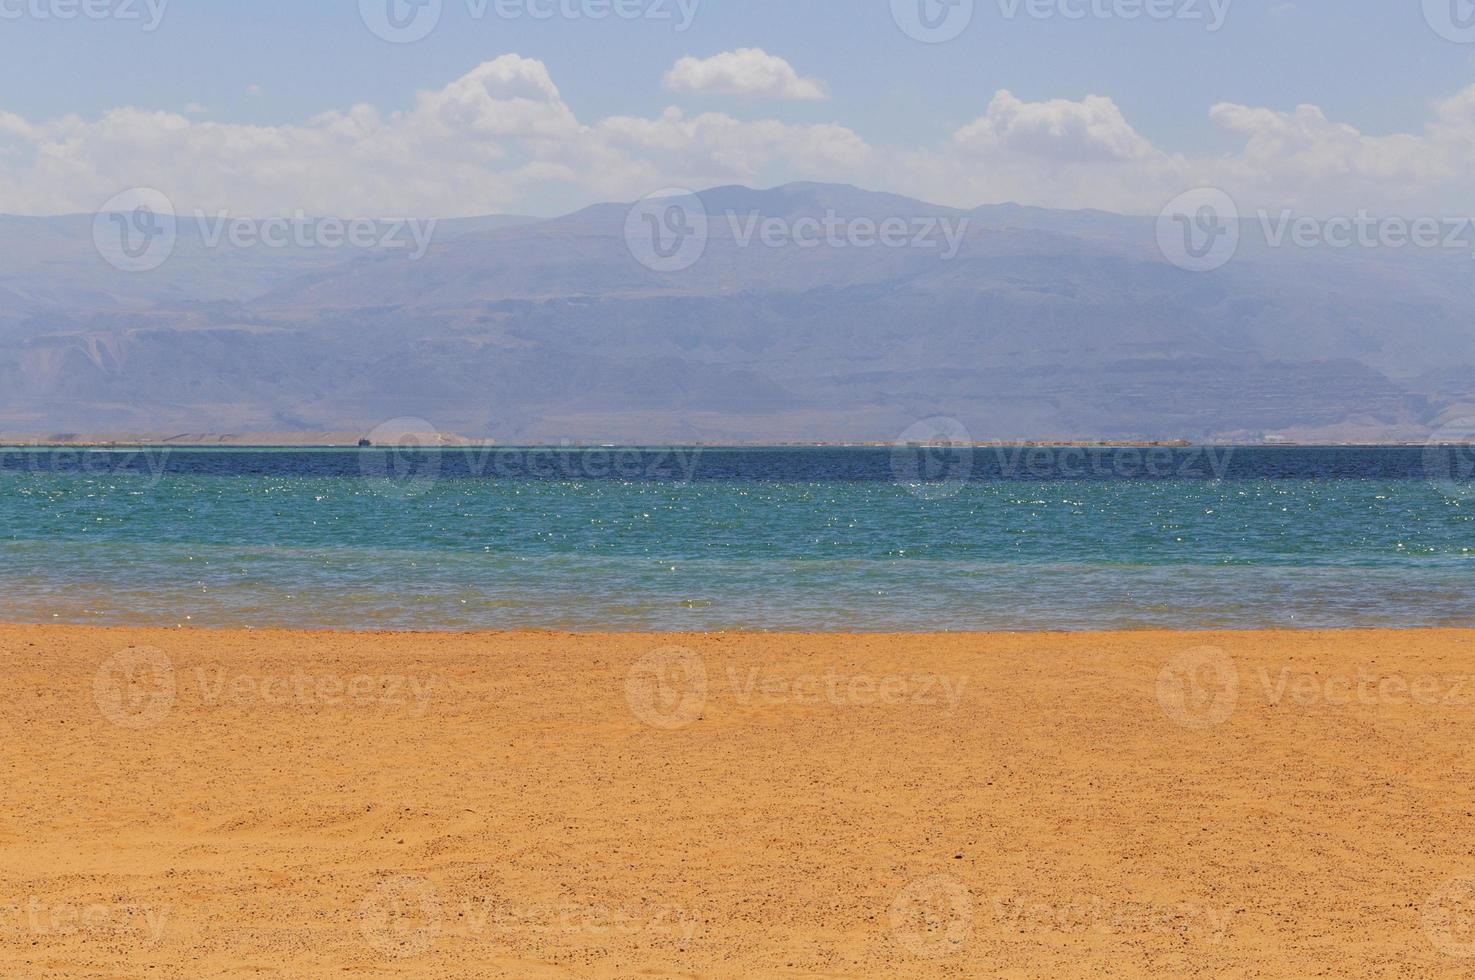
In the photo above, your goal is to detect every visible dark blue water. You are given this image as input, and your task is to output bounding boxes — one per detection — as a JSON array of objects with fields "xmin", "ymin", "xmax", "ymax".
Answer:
[{"xmin": 1, "ymin": 445, "xmax": 1471, "ymax": 631}]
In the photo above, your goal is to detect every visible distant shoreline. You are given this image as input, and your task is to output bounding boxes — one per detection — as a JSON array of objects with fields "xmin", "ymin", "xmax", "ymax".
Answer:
[{"xmin": 0, "ymin": 439, "xmax": 1454, "ymax": 449}]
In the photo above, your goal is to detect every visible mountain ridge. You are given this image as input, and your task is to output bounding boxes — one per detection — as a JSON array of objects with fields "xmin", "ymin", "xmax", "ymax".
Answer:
[{"xmin": 0, "ymin": 182, "xmax": 1469, "ymax": 442}]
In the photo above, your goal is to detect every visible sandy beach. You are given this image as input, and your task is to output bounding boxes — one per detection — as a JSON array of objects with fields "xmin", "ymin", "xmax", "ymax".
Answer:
[{"xmin": 4, "ymin": 625, "xmax": 1475, "ymax": 977}]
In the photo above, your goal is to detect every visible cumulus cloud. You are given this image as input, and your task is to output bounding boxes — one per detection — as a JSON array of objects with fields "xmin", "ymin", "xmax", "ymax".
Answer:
[
  {"xmin": 954, "ymin": 91, "xmax": 1157, "ymax": 162},
  {"xmin": 663, "ymin": 49, "xmax": 827, "ymax": 101},
  {"xmin": 880, "ymin": 90, "xmax": 1189, "ymax": 214},
  {"xmin": 2, "ymin": 57, "xmax": 1475, "ymax": 219},
  {"xmin": 899, "ymin": 87, "xmax": 1475, "ymax": 216},
  {"xmin": 0, "ymin": 55, "xmax": 866, "ymax": 217},
  {"xmin": 1201, "ymin": 99, "xmax": 1467, "ymax": 212}
]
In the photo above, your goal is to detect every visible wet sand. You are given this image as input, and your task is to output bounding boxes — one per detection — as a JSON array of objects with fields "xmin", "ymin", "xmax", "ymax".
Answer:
[{"xmin": 3, "ymin": 625, "xmax": 1474, "ymax": 977}]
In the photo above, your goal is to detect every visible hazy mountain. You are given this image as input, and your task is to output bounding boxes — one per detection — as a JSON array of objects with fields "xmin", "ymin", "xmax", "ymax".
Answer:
[{"xmin": 0, "ymin": 184, "xmax": 1470, "ymax": 442}]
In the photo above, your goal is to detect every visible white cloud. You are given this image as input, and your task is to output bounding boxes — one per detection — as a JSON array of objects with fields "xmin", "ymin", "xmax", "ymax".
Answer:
[
  {"xmin": 953, "ymin": 90, "xmax": 1158, "ymax": 162},
  {"xmin": 2, "ymin": 57, "xmax": 1475, "ymax": 220},
  {"xmin": 663, "ymin": 49, "xmax": 827, "ymax": 101},
  {"xmin": 0, "ymin": 55, "xmax": 864, "ymax": 217},
  {"xmin": 1203, "ymin": 99, "xmax": 1464, "ymax": 211},
  {"xmin": 897, "ymin": 87, "xmax": 1475, "ymax": 216}
]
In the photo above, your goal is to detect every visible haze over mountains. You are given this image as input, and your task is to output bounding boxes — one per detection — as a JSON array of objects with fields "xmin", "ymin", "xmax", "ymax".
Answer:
[{"xmin": 3, "ymin": 182, "xmax": 1472, "ymax": 443}]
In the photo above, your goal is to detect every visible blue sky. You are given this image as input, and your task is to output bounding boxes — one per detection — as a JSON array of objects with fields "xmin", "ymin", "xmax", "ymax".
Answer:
[{"xmin": 1, "ymin": 0, "xmax": 1473, "ymax": 217}]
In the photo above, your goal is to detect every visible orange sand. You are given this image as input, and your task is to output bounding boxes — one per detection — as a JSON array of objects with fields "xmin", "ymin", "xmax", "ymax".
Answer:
[{"xmin": 4, "ymin": 625, "xmax": 1475, "ymax": 977}]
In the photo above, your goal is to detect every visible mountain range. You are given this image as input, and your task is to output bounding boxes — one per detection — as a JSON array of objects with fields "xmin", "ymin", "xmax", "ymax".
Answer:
[{"xmin": 3, "ymin": 182, "xmax": 1472, "ymax": 443}]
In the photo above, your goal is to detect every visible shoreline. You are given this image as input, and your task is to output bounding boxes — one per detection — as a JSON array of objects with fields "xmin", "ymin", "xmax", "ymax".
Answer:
[
  {"xmin": 6, "ymin": 624, "xmax": 1474, "ymax": 976},
  {"xmin": 0, "ymin": 439, "xmax": 1459, "ymax": 448},
  {"xmin": 12, "ymin": 619, "xmax": 1475, "ymax": 640},
  {"xmin": 7, "ymin": 621, "xmax": 1475, "ymax": 637}
]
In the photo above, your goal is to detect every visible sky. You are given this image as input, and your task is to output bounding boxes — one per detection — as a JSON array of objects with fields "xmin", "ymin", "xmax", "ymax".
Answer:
[{"xmin": 1, "ymin": 0, "xmax": 1474, "ymax": 218}]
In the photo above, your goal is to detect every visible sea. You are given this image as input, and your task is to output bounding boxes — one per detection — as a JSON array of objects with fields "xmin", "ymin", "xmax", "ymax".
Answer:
[{"xmin": 1, "ymin": 444, "xmax": 1472, "ymax": 632}]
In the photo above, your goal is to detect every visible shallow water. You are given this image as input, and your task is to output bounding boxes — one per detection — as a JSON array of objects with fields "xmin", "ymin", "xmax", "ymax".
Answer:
[{"xmin": 1, "ymin": 446, "xmax": 1472, "ymax": 631}]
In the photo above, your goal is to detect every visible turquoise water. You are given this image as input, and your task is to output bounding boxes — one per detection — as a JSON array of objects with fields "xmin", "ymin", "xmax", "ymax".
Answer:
[{"xmin": 1, "ymin": 446, "xmax": 1472, "ymax": 631}]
